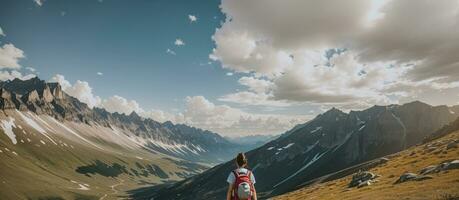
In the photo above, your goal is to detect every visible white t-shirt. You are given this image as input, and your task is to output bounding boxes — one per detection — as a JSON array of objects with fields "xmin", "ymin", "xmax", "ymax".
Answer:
[{"xmin": 227, "ymin": 168, "xmax": 256, "ymax": 185}]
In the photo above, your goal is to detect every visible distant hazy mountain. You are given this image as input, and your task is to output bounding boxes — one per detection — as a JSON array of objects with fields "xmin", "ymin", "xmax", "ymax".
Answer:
[
  {"xmin": 135, "ymin": 101, "xmax": 459, "ymax": 200},
  {"xmin": 225, "ymin": 134, "xmax": 278, "ymax": 148},
  {"xmin": 0, "ymin": 77, "xmax": 249, "ymax": 199}
]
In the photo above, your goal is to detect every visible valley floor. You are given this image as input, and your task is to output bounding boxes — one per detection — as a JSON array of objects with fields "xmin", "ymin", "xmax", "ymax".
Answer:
[{"xmin": 273, "ymin": 131, "xmax": 459, "ymax": 200}]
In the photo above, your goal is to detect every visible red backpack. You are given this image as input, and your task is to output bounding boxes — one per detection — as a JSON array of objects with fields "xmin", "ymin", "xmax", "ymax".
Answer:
[{"xmin": 232, "ymin": 169, "xmax": 253, "ymax": 200}]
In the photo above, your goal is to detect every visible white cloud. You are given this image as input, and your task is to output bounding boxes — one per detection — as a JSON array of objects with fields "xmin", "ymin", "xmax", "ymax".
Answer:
[
  {"xmin": 33, "ymin": 0, "xmax": 43, "ymax": 6},
  {"xmin": 188, "ymin": 15, "xmax": 197, "ymax": 22},
  {"xmin": 0, "ymin": 70, "xmax": 36, "ymax": 81},
  {"xmin": 174, "ymin": 39, "xmax": 185, "ymax": 46},
  {"xmin": 0, "ymin": 27, "xmax": 5, "ymax": 37},
  {"xmin": 99, "ymin": 95, "xmax": 143, "ymax": 114},
  {"xmin": 97, "ymin": 72, "xmax": 103, "ymax": 76},
  {"xmin": 0, "ymin": 44, "xmax": 25, "ymax": 69},
  {"xmin": 26, "ymin": 67, "xmax": 36, "ymax": 72},
  {"xmin": 218, "ymin": 0, "xmax": 371, "ymax": 50},
  {"xmin": 166, "ymin": 48, "xmax": 176, "ymax": 55},
  {"xmin": 50, "ymin": 74, "xmax": 101, "ymax": 108},
  {"xmin": 238, "ymin": 76, "xmax": 273, "ymax": 94},
  {"xmin": 226, "ymin": 72, "xmax": 233, "ymax": 76},
  {"xmin": 355, "ymin": 0, "xmax": 459, "ymax": 82},
  {"xmin": 220, "ymin": 91, "xmax": 290, "ymax": 107},
  {"xmin": 219, "ymin": 76, "xmax": 291, "ymax": 107},
  {"xmin": 50, "ymin": 75, "xmax": 141, "ymax": 113},
  {"xmin": 179, "ymin": 96, "xmax": 308, "ymax": 136},
  {"xmin": 212, "ymin": 0, "xmax": 459, "ymax": 109},
  {"xmin": 142, "ymin": 109, "xmax": 184, "ymax": 124}
]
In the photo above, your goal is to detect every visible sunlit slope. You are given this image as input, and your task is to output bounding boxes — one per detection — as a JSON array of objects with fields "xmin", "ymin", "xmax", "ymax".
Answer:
[
  {"xmin": 0, "ymin": 109, "xmax": 207, "ymax": 200},
  {"xmin": 273, "ymin": 131, "xmax": 459, "ymax": 200}
]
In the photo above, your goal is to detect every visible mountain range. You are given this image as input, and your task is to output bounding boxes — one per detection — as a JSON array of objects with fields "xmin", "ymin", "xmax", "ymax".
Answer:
[
  {"xmin": 2, "ymin": 77, "xmax": 458, "ymax": 200},
  {"xmin": 0, "ymin": 77, "xmax": 253, "ymax": 199},
  {"xmin": 132, "ymin": 101, "xmax": 459, "ymax": 199}
]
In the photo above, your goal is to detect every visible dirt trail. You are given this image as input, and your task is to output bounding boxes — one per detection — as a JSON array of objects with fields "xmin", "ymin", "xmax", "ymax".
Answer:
[{"xmin": 99, "ymin": 178, "xmax": 125, "ymax": 200}]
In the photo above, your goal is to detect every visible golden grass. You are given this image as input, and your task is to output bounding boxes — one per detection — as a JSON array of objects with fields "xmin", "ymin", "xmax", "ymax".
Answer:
[{"xmin": 273, "ymin": 131, "xmax": 459, "ymax": 200}]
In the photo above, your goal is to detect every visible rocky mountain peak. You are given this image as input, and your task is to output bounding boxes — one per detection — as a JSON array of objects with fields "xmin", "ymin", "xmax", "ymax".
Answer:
[
  {"xmin": 319, "ymin": 107, "xmax": 345, "ymax": 120},
  {"xmin": 128, "ymin": 111, "xmax": 142, "ymax": 121},
  {"xmin": 0, "ymin": 77, "xmax": 69, "ymax": 111},
  {"xmin": 402, "ymin": 100, "xmax": 432, "ymax": 109}
]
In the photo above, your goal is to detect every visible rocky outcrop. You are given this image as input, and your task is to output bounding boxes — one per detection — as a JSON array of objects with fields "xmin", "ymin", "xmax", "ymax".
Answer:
[
  {"xmin": 420, "ymin": 160, "xmax": 459, "ymax": 175},
  {"xmin": 395, "ymin": 172, "xmax": 432, "ymax": 184},
  {"xmin": 348, "ymin": 171, "xmax": 379, "ymax": 188}
]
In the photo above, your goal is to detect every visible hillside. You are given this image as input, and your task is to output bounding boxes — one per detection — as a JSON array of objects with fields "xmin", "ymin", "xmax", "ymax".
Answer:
[
  {"xmin": 0, "ymin": 77, "xmax": 250, "ymax": 164},
  {"xmin": 274, "ymin": 122, "xmax": 459, "ymax": 200},
  {"xmin": 134, "ymin": 102, "xmax": 459, "ymax": 200},
  {"xmin": 0, "ymin": 77, "xmax": 252, "ymax": 199}
]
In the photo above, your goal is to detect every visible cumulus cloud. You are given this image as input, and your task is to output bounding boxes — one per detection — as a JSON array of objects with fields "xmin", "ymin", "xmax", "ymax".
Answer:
[
  {"xmin": 99, "ymin": 95, "xmax": 143, "ymax": 114},
  {"xmin": 0, "ymin": 70, "xmax": 36, "ymax": 81},
  {"xmin": 26, "ymin": 67, "xmax": 36, "ymax": 72},
  {"xmin": 174, "ymin": 39, "xmax": 185, "ymax": 46},
  {"xmin": 355, "ymin": 0, "xmax": 459, "ymax": 82},
  {"xmin": 179, "ymin": 96, "xmax": 308, "ymax": 136},
  {"xmin": 0, "ymin": 44, "xmax": 25, "ymax": 69},
  {"xmin": 212, "ymin": 0, "xmax": 459, "ymax": 109},
  {"xmin": 188, "ymin": 15, "xmax": 197, "ymax": 22},
  {"xmin": 219, "ymin": 76, "xmax": 291, "ymax": 107},
  {"xmin": 50, "ymin": 74, "xmax": 101, "ymax": 108},
  {"xmin": 97, "ymin": 72, "xmax": 103, "ymax": 76},
  {"xmin": 142, "ymin": 109, "xmax": 184, "ymax": 124},
  {"xmin": 50, "ymin": 74, "xmax": 145, "ymax": 114}
]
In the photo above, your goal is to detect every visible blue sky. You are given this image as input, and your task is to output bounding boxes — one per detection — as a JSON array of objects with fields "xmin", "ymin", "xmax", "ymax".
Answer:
[
  {"xmin": 1, "ymin": 0, "xmax": 458, "ymax": 136},
  {"xmin": 1, "ymin": 0, "xmax": 234, "ymax": 112}
]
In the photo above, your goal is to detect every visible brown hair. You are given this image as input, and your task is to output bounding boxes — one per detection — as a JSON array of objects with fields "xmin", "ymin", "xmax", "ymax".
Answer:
[{"xmin": 236, "ymin": 152, "xmax": 247, "ymax": 167}]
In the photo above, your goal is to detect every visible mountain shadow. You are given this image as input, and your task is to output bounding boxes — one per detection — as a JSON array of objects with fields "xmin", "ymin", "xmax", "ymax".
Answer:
[{"xmin": 75, "ymin": 160, "xmax": 127, "ymax": 177}]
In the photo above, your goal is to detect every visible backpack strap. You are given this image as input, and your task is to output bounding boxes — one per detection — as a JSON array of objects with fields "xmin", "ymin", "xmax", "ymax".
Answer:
[
  {"xmin": 233, "ymin": 170, "xmax": 240, "ymax": 178},
  {"xmin": 231, "ymin": 170, "xmax": 239, "ymax": 200}
]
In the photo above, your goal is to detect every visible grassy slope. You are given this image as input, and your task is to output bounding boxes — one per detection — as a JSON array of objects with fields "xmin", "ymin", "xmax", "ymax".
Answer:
[
  {"xmin": 0, "ymin": 110, "xmax": 208, "ymax": 200},
  {"xmin": 273, "ymin": 131, "xmax": 459, "ymax": 200}
]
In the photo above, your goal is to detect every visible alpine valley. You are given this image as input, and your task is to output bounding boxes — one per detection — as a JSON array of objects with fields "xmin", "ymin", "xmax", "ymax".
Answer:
[
  {"xmin": 0, "ymin": 77, "xmax": 255, "ymax": 200},
  {"xmin": 1, "ymin": 77, "xmax": 459, "ymax": 200}
]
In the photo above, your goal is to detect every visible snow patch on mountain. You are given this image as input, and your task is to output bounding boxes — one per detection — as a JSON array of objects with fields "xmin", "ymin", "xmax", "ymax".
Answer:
[
  {"xmin": 283, "ymin": 143, "xmax": 295, "ymax": 149},
  {"xmin": 0, "ymin": 117, "xmax": 17, "ymax": 144},
  {"xmin": 16, "ymin": 110, "xmax": 57, "ymax": 145},
  {"xmin": 310, "ymin": 126, "xmax": 322, "ymax": 134},
  {"xmin": 47, "ymin": 116, "xmax": 104, "ymax": 150},
  {"xmin": 70, "ymin": 180, "xmax": 90, "ymax": 191},
  {"xmin": 30, "ymin": 113, "xmax": 56, "ymax": 132},
  {"xmin": 273, "ymin": 151, "xmax": 327, "ymax": 188}
]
